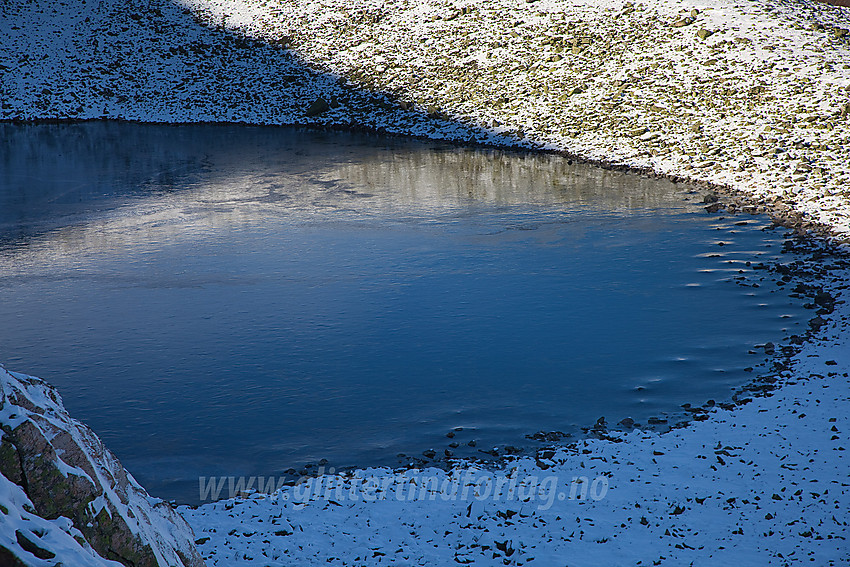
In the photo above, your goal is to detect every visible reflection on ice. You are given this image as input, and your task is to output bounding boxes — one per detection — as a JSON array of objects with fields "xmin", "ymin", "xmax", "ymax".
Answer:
[{"xmin": 1, "ymin": 122, "xmax": 684, "ymax": 259}]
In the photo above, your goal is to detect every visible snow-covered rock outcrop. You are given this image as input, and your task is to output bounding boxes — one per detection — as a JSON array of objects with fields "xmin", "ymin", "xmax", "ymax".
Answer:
[{"xmin": 0, "ymin": 366, "xmax": 204, "ymax": 567}]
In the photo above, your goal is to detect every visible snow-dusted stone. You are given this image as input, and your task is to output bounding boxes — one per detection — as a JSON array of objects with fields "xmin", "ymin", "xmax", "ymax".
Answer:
[{"xmin": 0, "ymin": 367, "xmax": 204, "ymax": 567}]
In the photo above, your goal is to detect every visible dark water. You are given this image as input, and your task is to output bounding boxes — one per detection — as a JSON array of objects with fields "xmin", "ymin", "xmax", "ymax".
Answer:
[{"xmin": 0, "ymin": 123, "xmax": 807, "ymax": 503}]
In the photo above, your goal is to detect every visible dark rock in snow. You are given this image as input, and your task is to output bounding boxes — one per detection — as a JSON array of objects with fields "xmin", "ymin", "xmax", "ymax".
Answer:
[{"xmin": 304, "ymin": 97, "xmax": 330, "ymax": 117}]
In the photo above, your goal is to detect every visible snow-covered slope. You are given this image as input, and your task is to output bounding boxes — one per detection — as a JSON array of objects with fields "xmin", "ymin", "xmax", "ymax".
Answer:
[
  {"xmin": 0, "ymin": 0, "xmax": 478, "ymax": 142},
  {"xmin": 2, "ymin": 0, "xmax": 850, "ymax": 236},
  {"xmin": 0, "ymin": 367, "xmax": 204, "ymax": 567}
]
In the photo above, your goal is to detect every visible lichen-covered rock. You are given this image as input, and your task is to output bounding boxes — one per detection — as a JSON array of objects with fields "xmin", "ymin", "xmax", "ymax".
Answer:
[{"xmin": 0, "ymin": 365, "xmax": 205, "ymax": 567}]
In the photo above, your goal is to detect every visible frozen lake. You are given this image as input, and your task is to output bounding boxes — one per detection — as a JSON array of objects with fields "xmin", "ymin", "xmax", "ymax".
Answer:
[{"xmin": 0, "ymin": 122, "xmax": 808, "ymax": 502}]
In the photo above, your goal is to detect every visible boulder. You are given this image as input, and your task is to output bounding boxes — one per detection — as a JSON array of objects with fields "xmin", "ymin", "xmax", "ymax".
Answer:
[
  {"xmin": 0, "ymin": 366, "xmax": 205, "ymax": 567},
  {"xmin": 304, "ymin": 97, "xmax": 330, "ymax": 117}
]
